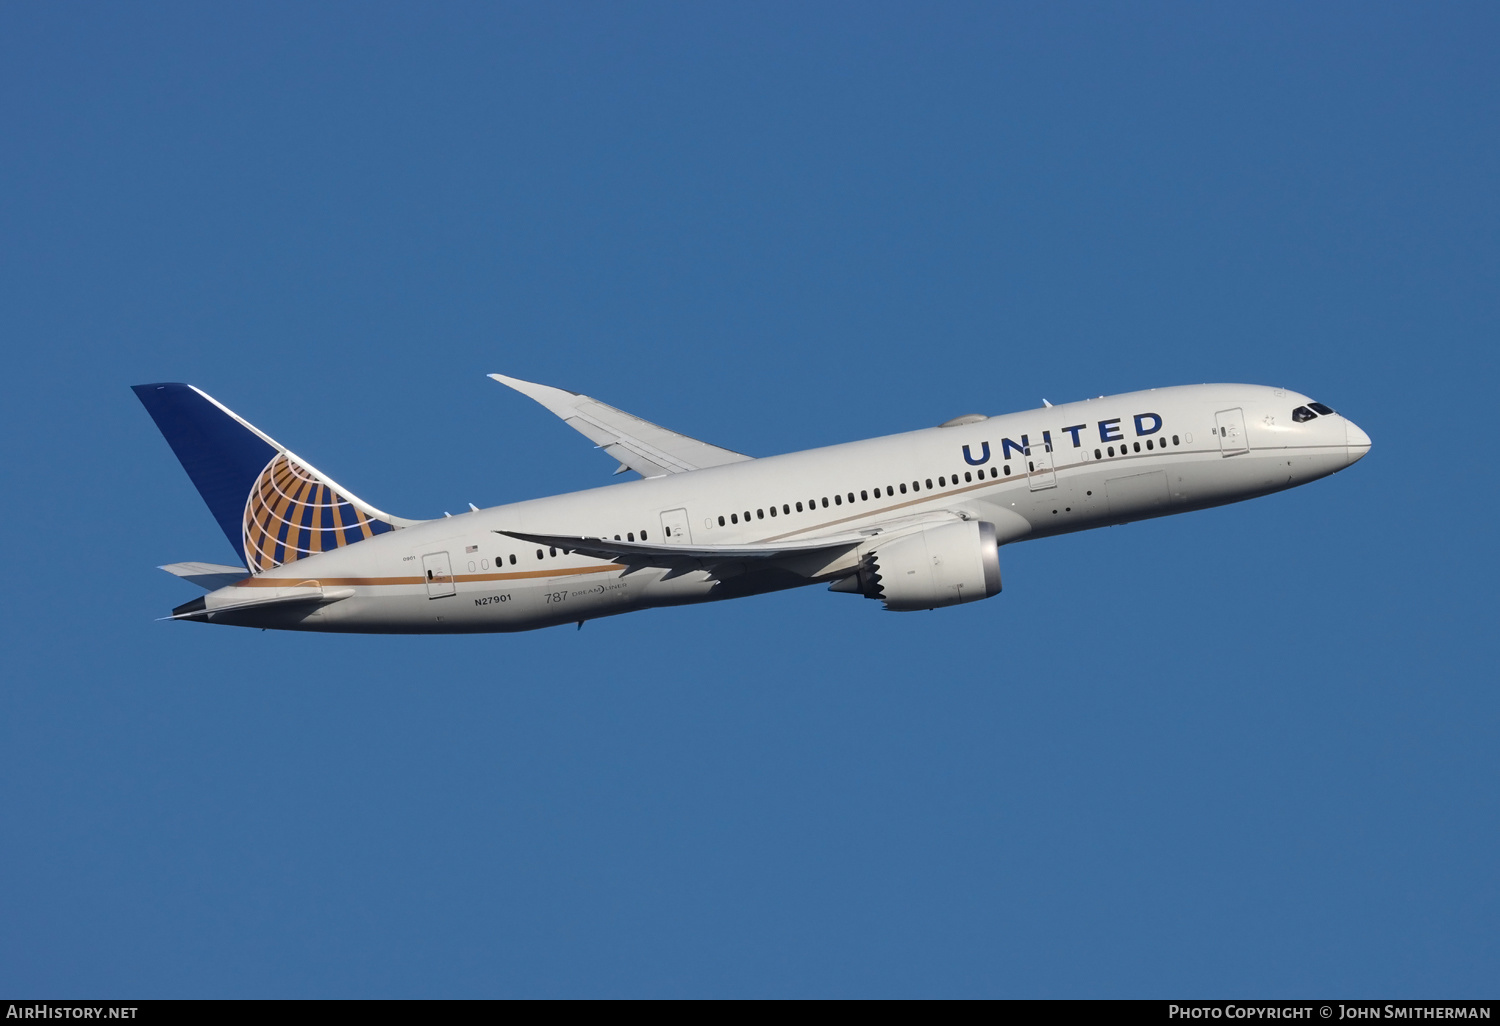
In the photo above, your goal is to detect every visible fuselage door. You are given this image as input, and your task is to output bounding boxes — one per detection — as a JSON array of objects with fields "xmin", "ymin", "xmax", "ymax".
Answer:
[
  {"xmin": 422, "ymin": 551, "xmax": 456, "ymax": 599},
  {"xmin": 1215, "ymin": 408, "xmax": 1249, "ymax": 457},
  {"xmin": 1027, "ymin": 439, "xmax": 1057, "ymax": 491},
  {"xmin": 659, "ymin": 508, "xmax": 692, "ymax": 544}
]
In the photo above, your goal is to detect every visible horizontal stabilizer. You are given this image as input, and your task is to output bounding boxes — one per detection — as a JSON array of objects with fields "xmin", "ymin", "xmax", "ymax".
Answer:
[
  {"xmin": 166, "ymin": 586, "xmax": 355, "ymax": 623},
  {"xmin": 488, "ymin": 373, "xmax": 754, "ymax": 478},
  {"xmin": 159, "ymin": 562, "xmax": 250, "ymax": 590},
  {"xmin": 494, "ymin": 528, "xmax": 863, "ymax": 577}
]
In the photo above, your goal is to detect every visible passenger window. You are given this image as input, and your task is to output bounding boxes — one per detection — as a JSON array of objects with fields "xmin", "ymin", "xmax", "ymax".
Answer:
[
  {"xmin": 1293, "ymin": 406, "xmax": 1316, "ymax": 422},
  {"xmin": 899, "ymin": 483, "xmax": 907, "ymax": 494},
  {"xmin": 624, "ymin": 536, "xmax": 631, "ymax": 544},
  {"xmin": 1094, "ymin": 449, "xmax": 1102, "ymax": 459},
  {"xmin": 925, "ymin": 479, "xmax": 933, "ymax": 489},
  {"xmin": 509, "ymin": 554, "xmax": 516, "ymax": 565},
  {"xmin": 756, "ymin": 509, "xmax": 764, "ymax": 519},
  {"xmin": 1108, "ymin": 446, "xmax": 1115, "ymax": 457},
  {"xmin": 1003, "ymin": 465, "xmax": 1010, "ymax": 475},
  {"xmin": 964, "ymin": 471, "xmax": 972, "ymax": 482},
  {"xmin": 1309, "ymin": 402, "xmax": 1335, "ymax": 415},
  {"xmin": 938, "ymin": 476, "xmax": 945, "ymax": 487},
  {"xmin": 834, "ymin": 494, "xmax": 842, "ymax": 505},
  {"xmin": 860, "ymin": 490, "xmax": 868, "ymax": 501},
  {"xmin": 769, "ymin": 506, "xmax": 777, "ymax": 517},
  {"xmin": 640, "ymin": 530, "xmax": 647, "ymax": 540},
  {"xmin": 796, "ymin": 501, "xmax": 803, "ymax": 512},
  {"xmin": 990, "ymin": 467, "xmax": 998, "ymax": 478},
  {"xmin": 821, "ymin": 498, "xmax": 829, "ymax": 508},
  {"xmin": 718, "ymin": 516, "xmax": 725, "ymax": 526},
  {"xmin": 536, "ymin": 549, "xmax": 543, "ymax": 560},
  {"xmin": 550, "ymin": 546, "xmax": 557, "ymax": 556},
  {"xmin": 1133, "ymin": 442, "xmax": 1140, "ymax": 453},
  {"xmin": 744, "ymin": 511, "xmax": 751, "ymax": 521},
  {"xmin": 783, "ymin": 504, "xmax": 790, "ymax": 514},
  {"xmin": 1146, "ymin": 439, "xmax": 1153, "ymax": 450},
  {"xmin": 847, "ymin": 492, "xmax": 855, "ymax": 503},
  {"xmin": 731, "ymin": 513, "xmax": 738, "ymax": 524},
  {"xmin": 1172, "ymin": 435, "xmax": 1179, "ymax": 445}
]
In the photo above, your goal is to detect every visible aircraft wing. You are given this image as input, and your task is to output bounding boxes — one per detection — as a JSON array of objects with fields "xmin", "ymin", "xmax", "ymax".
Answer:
[
  {"xmin": 488, "ymin": 373, "xmax": 754, "ymax": 478},
  {"xmin": 496, "ymin": 510, "xmax": 992, "ymax": 582},
  {"xmin": 494, "ymin": 529, "xmax": 864, "ymax": 580}
]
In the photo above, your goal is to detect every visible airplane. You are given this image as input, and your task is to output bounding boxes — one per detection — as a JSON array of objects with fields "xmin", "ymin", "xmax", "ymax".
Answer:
[{"xmin": 134, "ymin": 376, "xmax": 1371, "ymax": 633}]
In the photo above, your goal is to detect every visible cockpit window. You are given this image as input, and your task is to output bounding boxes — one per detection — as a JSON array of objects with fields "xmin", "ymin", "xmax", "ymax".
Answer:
[
  {"xmin": 1308, "ymin": 402, "xmax": 1335, "ymax": 416},
  {"xmin": 1292, "ymin": 406, "xmax": 1317, "ymax": 422}
]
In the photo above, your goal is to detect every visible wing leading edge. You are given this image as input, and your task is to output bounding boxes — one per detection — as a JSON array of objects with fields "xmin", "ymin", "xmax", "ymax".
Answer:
[
  {"xmin": 494, "ymin": 529, "xmax": 865, "ymax": 580},
  {"xmin": 488, "ymin": 373, "xmax": 754, "ymax": 478},
  {"xmin": 497, "ymin": 512, "xmax": 984, "ymax": 581}
]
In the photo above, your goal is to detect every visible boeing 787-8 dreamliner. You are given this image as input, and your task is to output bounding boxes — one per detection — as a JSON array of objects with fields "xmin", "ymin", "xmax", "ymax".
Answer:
[{"xmin": 134, "ymin": 374, "xmax": 1370, "ymax": 633}]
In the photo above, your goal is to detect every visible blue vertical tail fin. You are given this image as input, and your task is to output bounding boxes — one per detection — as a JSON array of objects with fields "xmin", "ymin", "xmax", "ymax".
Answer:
[{"xmin": 133, "ymin": 383, "xmax": 420, "ymax": 573}]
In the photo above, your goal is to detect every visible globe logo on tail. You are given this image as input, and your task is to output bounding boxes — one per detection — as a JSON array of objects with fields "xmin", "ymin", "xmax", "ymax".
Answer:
[{"xmin": 241, "ymin": 452, "xmax": 393, "ymax": 573}]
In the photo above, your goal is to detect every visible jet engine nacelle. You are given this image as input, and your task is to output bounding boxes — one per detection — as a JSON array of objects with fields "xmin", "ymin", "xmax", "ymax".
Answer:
[{"xmin": 834, "ymin": 520, "xmax": 1002, "ymax": 611}]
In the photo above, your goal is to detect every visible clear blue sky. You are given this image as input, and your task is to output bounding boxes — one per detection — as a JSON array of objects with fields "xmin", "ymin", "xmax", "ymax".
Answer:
[{"xmin": 1, "ymin": 1, "xmax": 1495, "ymax": 998}]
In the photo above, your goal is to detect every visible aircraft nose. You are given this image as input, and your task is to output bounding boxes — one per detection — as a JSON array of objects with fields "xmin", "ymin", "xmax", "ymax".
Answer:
[{"xmin": 1345, "ymin": 419, "xmax": 1372, "ymax": 465}]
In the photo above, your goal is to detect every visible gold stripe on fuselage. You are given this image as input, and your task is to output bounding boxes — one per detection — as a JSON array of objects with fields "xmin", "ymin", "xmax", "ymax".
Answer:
[{"xmin": 230, "ymin": 563, "xmax": 627, "ymax": 589}]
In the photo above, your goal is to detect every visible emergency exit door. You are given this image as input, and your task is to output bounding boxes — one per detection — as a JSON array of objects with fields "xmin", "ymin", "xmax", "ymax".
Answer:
[
  {"xmin": 1027, "ymin": 438, "xmax": 1057, "ymax": 490},
  {"xmin": 422, "ymin": 551, "xmax": 456, "ymax": 598},
  {"xmin": 659, "ymin": 508, "xmax": 692, "ymax": 544},
  {"xmin": 1215, "ymin": 408, "xmax": 1249, "ymax": 456}
]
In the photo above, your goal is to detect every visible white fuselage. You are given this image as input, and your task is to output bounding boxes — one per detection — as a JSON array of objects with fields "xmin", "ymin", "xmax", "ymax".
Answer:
[{"xmin": 195, "ymin": 384, "xmax": 1369, "ymax": 632}]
